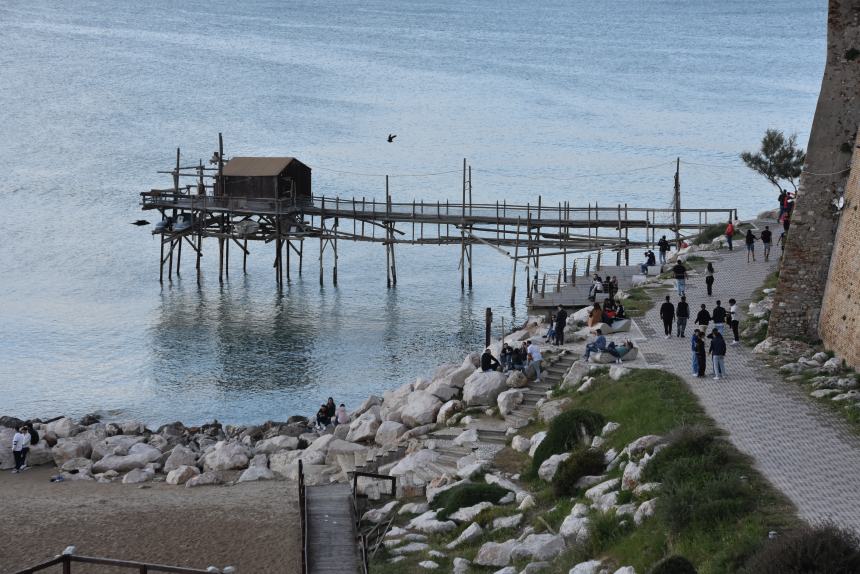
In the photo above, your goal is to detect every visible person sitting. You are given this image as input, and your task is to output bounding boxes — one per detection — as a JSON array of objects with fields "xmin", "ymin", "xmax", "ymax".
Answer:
[
  {"xmin": 315, "ymin": 404, "xmax": 331, "ymax": 429},
  {"xmin": 481, "ymin": 348, "xmax": 501, "ymax": 372},
  {"xmin": 511, "ymin": 345, "xmax": 525, "ymax": 371},
  {"xmin": 588, "ymin": 275, "xmax": 604, "ymax": 300},
  {"xmin": 335, "ymin": 403, "xmax": 349, "ymax": 426},
  {"xmin": 544, "ymin": 314, "xmax": 556, "ymax": 341},
  {"xmin": 602, "ymin": 306, "xmax": 617, "ymax": 326},
  {"xmin": 607, "ymin": 340, "xmax": 635, "ymax": 364},
  {"xmin": 615, "ymin": 303, "xmax": 627, "ymax": 319},
  {"xmin": 500, "ymin": 343, "xmax": 513, "ymax": 371},
  {"xmin": 587, "ymin": 302, "xmax": 603, "ymax": 327},
  {"xmin": 583, "ymin": 329, "xmax": 607, "ymax": 361}
]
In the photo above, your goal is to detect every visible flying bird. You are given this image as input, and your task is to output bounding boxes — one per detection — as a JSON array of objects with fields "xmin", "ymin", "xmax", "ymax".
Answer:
[
  {"xmin": 131, "ymin": 220, "xmax": 150, "ymax": 226},
  {"xmin": 387, "ymin": 134, "xmax": 397, "ymax": 143}
]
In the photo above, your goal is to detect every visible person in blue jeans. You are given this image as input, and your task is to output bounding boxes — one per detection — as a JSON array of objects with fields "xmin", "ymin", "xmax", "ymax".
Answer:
[
  {"xmin": 708, "ymin": 329, "xmax": 727, "ymax": 380},
  {"xmin": 690, "ymin": 329, "xmax": 700, "ymax": 375},
  {"xmin": 583, "ymin": 329, "xmax": 607, "ymax": 361}
]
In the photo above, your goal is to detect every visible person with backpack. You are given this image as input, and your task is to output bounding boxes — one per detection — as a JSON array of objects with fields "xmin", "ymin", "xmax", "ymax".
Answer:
[
  {"xmin": 760, "ymin": 226, "xmax": 773, "ymax": 262},
  {"xmin": 712, "ymin": 301, "xmax": 727, "ymax": 336},
  {"xmin": 657, "ymin": 235, "xmax": 670, "ymax": 265},
  {"xmin": 695, "ymin": 304, "xmax": 711, "ymax": 331},
  {"xmin": 745, "ymin": 230, "xmax": 758, "ymax": 263},
  {"xmin": 708, "ymin": 329, "xmax": 727, "ymax": 380},
  {"xmin": 660, "ymin": 295, "xmax": 675, "ymax": 339},
  {"xmin": 676, "ymin": 295, "xmax": 690, "ymax": 338},
  {"xmin": 725, "ymin": 220, "xmax": 735, "ymax": 251}
]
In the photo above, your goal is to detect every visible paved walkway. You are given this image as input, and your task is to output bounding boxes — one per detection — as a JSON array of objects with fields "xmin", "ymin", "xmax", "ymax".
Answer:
[{"xmin": 632, "ymin": 227, "xmax": 860, "ymax": 533}]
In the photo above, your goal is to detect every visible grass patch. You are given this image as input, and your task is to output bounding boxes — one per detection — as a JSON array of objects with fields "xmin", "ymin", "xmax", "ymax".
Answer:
[
  {"xmin": 750, "ymin": 270, "xmax": 779, "ymax": 303},
  {"xmin": 551, "ymin": 447, "xmax": 606, "ymax": 496},
  {"xmin": 693, "ymin": 223, "xmax": 740, "ymax": 245},
  {"xmin": 622, "ymin": 285, "xmax": 662, "ymax": 317},
  {"xmin": 530, "ymin": 409, "xmax": 605, "ymax": 475},
  {"xmin": 430, "ymin": 483, "xmax": 508, "ymax": 520}
]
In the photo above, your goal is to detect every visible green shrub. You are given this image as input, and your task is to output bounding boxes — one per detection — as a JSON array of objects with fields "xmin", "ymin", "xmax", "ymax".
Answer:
[
  {"xmin": 531, "ymin": 409, "xmax": 605, "ymax": 475},
  {"xmin": 649, "ymin": 555, "xmax": 697, "ymax": 574},
  {"xmin": 430, "ymin": 483, "xmax": 509, "ymax": 520},
  {"xmin": 693, "ymin": 223, "xmax": 738, "ymax": 245},
  {"xmin": 551, "ymin": 447, "xmax": 606, "ymax": 495},
  {"xmin": 741, "ymin": 523, "xmax": 860, "ymax": 573}
]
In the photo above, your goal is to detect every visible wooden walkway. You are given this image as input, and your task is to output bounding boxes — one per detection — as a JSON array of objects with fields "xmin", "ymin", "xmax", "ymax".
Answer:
[{"xmin": 306, "ymin": 483, "xmax": 360, "ymax": 574}]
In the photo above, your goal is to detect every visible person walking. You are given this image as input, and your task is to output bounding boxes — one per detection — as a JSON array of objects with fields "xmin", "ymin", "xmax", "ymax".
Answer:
[
  {"xmin": 555, "ymin": 305, "xmax": 568, "ymax": 346},
  {"xmin": 672, "ymin": 260, "xmax": 688, "ymax": 297},
  {"xmin": 745, "ymin": 229, "xmax": 758, "ymax": 263},
  {"xmin": 690, "ymin": 329, "xmax": 700, "ymax": 375},
  {"xmin": 712, "ymin": 300, "xmax": 727, "ymax": 336},
  {"xmin": 660, "ymin": 295, "xmax": 675, "ymax": 339},
  {"xmin": 761, "ymin": 226, "xmax": 773, "ymax": 262},
  {"xmin": 728, "ymin": 298, "xmax": 741, "ymax": 345},
  {"xmin": 676, "ymin": 295, "xmax": 690, "ymax": 338},
  {"xmin": 695, "ymin": 331, "xmax": 707, "ymax": 378},
  {"xmin": 705, "ymin": 262, "xmax": 715, "ymax": 296},
  {"xmin": 725, "ymin": 220, "xmax": 735, "ymax": 251},
  {"xmin": 695, "ymin": 303, "xmax": 711, "ymax": 331},
  {"xmin": 708, "ymin": 328, "xmax": 727, "ymax": 379},
  {"xmin": 526, "ymin": 340, "xmax": 542, "ymax": 382},
  {"xmin": 658, "ymin": 235, "xmax": 670, "ymax": 265}
]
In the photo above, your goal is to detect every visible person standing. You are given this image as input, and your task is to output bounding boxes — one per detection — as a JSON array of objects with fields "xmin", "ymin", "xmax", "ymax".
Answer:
[
  {"xmin": 526, "ymin": 340, "xmax": 542, "ymax": 382},
  {"xmin": 672, "ymin": 261, "xmax": 688, "ymax": 296},
  {"xmin": 728, "ymin": 298, "xmax": 741, "ymax": 345},
  {"xmin": 676, "ymin": 296, "xmax": 690, "ymax": 338},
  {"xmin": 512, "ymin": 344, "xmax": 526, "ymax": 372},
  {"xmin": 760, "ymin": 226, "xmax": 773, "ymax": 262},
  {"xmin": 705, "ymin": 262, "xmax": 715, "ymax": 296},
  {"xmin": 658, "ymin": 235, "xmax": 670, "ymax": 265},
  {"xmin": 660, "ymin": 295, "xmax": 675, "ymax": 339},
  {"xmin": 709, "ymin": 329, "xmax": 727, "ymax": 379},
  {"xmin": 11, "ymin": 426, "xmax": 27, "ymax": 473},
  {"xmin": 555, "ymin": 305, "xmax": 568, "ymax": 346},
  {"xmin": 695, "ymin": 332, "xmax": 707, "ymax": 378},
  {"xmin": 695, "ymin": 303, "xmax": 711, "ymax": 331},
  {"xmin": 690, "ymin": 329, "xmax": 700, "ymax": 375},
  {"xmin": 725, "ymin": 220, "xmax": 735, "ymax": 251},
  {"xmin": 745, "ymin": 230, "xmax": 758, "ymax": 263},
  {"xmin": 712, "ymin": 300, "xmax": 727, "ymax": 336},
  {"xmin": 500, "ymin": 343, "xmax": 513, "ymax": 371}
]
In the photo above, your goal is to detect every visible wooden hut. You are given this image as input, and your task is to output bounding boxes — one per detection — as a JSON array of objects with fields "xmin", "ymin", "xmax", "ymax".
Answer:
[{"xmin": 219, "ymin": 156, "xmax": 311, "ymax": 202}]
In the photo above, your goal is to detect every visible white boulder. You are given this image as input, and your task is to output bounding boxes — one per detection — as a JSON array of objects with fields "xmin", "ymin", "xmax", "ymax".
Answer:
[
  {"xmin": 538, "ymin": 453, "xmax": 571, "ymax": 482},
  {"xmin": 436, "ymin": 400, "xmax": 463, "ymax": 424},
  {"xmin": 375, "ymin": 420, "xmax": 408, "ymax": 445},
  {"xmin": 511, "ymin": 435, "xmax": 531, "ymax": 453},
  {"xmin": 238, "ymin": 466, "xmax": 276, "ymax": 482},
  {"xmin": 511, "ymin": 533, "xmax": 566, "ymax": 561},
  {"xmin": 474, "ymin": 539, "xmax": 518, "ymax": 567},
  {"xmin": 463, "ymin": 371, "xmax": 508, "ymax": 406},
  {"xmin": 166, "ymin": 465, "xmax": 200, "ymax": 485},
  {"xmin": 400, "ymin": 391, "xmax": 443, "ymax": 428},
  {"xmin": 163, "ymin": 445, "xmax": 199, "ymax": 473},
  {"xmin": 201, "ymin": 440, "xmax": 251, "ymax": 472},
  {"xmin": 346, "ymin": 410, "xmax": 381, "ymax": 443},
  {"xmin": 570, "ymin": 560, "xmax": 603, "ymax": 574},
  {"xmin": 446, "ymin": 522, "xmax": 483, "ymax": 549},
  {"xmin": 453, "ymin": 428, "xmax": 479, "ymax": 447},
  {"xmin": 497, "ymin": 389, "xmax": 524, "ymax": 415},
  {"xmin": 51, "ymin": 438, "xmax": 93, "ymax": 467},
  {"xmin": 528, "ymin": 432, "xmax": 547, "ymax": 458},
  {"xmin": 254, "ymin": 435, "xmax": 299, "ymax": 454}
]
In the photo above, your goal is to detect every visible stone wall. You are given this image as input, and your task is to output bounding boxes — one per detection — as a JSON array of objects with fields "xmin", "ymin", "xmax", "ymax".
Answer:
[
  {"xmin": 769, "ymin": 1, "xmax": 860, "ymax": 341},
  {"xmin": 819, "ymin": 133, "xmax": 860, "ymax": 369}
]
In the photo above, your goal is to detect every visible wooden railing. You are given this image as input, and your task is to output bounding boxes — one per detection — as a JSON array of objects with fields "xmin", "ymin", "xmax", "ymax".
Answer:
[
  {"xmin": 298, "ymin": 459, "xmax": 308, "ymax": 574},
  {"xmin": 351, "ymin": 471, "xmax": 397, "ymax": 574},
  {"xmin": 14, "ymin": 555, "xmax": 215, "ymax": 574}
]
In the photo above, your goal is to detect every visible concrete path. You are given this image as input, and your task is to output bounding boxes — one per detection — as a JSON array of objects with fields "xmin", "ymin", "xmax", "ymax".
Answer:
[{"xmin": 633, "ymin": 230, "xmax": 860, "ymax": 533}]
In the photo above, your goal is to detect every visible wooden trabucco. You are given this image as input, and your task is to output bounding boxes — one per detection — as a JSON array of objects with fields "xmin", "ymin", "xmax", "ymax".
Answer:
[{"xmin": 141, "ymin": 138, "xmax": 736, "ymax": 303}]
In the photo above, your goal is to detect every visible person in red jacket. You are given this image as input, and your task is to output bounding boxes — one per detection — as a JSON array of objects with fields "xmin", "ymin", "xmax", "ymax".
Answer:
[{"xmin": 725, "ymin": 220, "xmax": 735, "ymax": 251}]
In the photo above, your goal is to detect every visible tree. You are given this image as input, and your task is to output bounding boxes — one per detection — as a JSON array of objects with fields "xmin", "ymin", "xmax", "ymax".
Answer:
[{"xmin": 740, "ymin": 129, "xmax": 806, "ymax": 194}]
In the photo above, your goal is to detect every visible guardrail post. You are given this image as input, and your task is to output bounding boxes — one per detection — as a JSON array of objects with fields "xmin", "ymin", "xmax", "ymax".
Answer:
[
  {"xmin": 62, "ymin": 556, "xmax": 71, "ymax": 574},
  {"xmin": 596, "ymin": 251, "xmax": 602, "ymax": 271},
  {"xmin": 585, "ymin": 255, "xmax": 591, "ymax": 277},
  {"xmin": 571, "ymin": 261, "xmax": 577, "ymax": 285}
]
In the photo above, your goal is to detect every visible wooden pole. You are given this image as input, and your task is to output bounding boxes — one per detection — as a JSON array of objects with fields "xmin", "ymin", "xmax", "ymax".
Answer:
[
  {"xmin": 224, "ymin": 217, "xmax": 230, "ymax": 279},
  {"xmin": 624, "ymin": 203, "xmax": 630, "ymax": 265},
  {"xmin": 460, "ymin": 158, "xmax": 466, "ymax": 291},
  {"xmin": 243, "ymin": 238, "xmax": 248, "ymax": 274},
  {"xmin": 467, "ymin": 164, "xmax": 473, "ymax": 290},
  {"xmin": 484, "ymin": 307, "xmax": 492, "ymax": 348},
  {"xmin": 333, "ymin": 217, "xmax": 338, "ymax": 286},
  {"xmin": 196, "ymin": 231, "xmax": 202, "ymax": 282},
  {"xmin": 177, "ymin": 235, "xmax": 183, "ymax": 275},
  {"xmin": 510, "ymin": 217, "xmax": 520, "ymax": 307},
  {"xmin": 159, "ymin": 239, "xmax": 165, "ymax": 283},
  {"xmin": 386, "ymin": 176, "xmax": 391, "ymax": 288},
  {"xmin": 168, "ymin": 237, "xmax": 174, "ymax": 282},
  {"xmin": 674, "ymin": 157, "xmax": 682, "ymax": 249}
]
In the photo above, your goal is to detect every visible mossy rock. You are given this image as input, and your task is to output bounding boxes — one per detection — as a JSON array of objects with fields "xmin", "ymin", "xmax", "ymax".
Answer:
[
  {"xmin": 531, "ymin": 408, "xmax": 605, "ymax": 475},
  {"xmin": 551, "ymin": 446, "xmax": 606, "ymax": 496},
  {"xmin": 430, "ymin": 483, "xmax": 509, "ymax": 520}
]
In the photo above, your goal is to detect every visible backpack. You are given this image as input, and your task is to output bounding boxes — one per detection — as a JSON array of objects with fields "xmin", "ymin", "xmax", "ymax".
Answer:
[{"xmin": 29, "ymin": 427, "xmax": 39, "ymax": 445}]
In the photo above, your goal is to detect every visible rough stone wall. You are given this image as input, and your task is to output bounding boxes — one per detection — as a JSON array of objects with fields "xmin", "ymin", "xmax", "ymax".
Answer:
[
  {"xmin": 819, "ymin": 133, "xmax": 860, "ymax": 369},
  {"xmin": 769, "ymin": 1, "xmax": 860, "ymax": 341}
]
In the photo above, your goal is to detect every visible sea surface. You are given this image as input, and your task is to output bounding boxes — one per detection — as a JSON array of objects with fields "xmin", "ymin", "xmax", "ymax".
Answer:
[{"xmin": 0, "ymin": 0, "xmax": 826, "ymax": 424}]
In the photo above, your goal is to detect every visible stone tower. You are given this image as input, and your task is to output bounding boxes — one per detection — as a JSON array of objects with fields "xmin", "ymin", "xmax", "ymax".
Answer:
[{"xmin": 769, "ymin": 1, "xmax": 860, "ymax": 341}]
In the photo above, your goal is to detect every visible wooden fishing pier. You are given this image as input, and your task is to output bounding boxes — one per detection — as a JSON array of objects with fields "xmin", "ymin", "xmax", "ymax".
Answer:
[{"xmin": 140, "ymin": 135, "xmax": 735, "ymax": 307}]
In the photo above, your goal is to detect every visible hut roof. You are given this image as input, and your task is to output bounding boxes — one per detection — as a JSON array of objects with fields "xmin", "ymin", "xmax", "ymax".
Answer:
[{"xmin": 223, "ymin": 157, "xmax": 306, "ymax": 177}]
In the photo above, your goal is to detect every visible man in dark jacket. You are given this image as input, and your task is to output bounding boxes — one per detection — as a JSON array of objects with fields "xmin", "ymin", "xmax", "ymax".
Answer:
[
  {"xmin": 708, "ymin": 329, "xmax": 727, "ymax": 379},
  {"xmin": 695, "ymin": 304, "xmax": 711, "ymax": 330},
  {"xmin": 554, "ymin": 306, "xmax": 568, "ymax": 346},
  {"xmin": 761, "ymin": 226, "xmax": 773, "ymax": 261},
  {"xmin": 481, "ymin": 348, "xmax": 501, "ymax": 372},
  {"xmin": 695, "ymin": 331, "xmax": 707, "ymax": 378},
  {"xmin": 676, "ymin": 295, "xmax": 690, "ymax": 338},
  {"xmin": 658, "ymin": 236, "xmax": 670, "ymax": 264},
  {"xmin": 660, "ymin": 296, "xmax": 675, "ymax": 338},
  {"xmin": 712, "ymin": 301, "xmax": 727, "ymax": 337},
  {"xmin": 672, "ymin": 261, "xmax": 688, "ymax": 296}
]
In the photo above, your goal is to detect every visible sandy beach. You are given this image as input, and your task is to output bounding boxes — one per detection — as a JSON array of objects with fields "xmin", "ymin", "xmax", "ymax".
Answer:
[{"xmin": 0, "ymin": 467, "xmax": 300, "ymax": 574}]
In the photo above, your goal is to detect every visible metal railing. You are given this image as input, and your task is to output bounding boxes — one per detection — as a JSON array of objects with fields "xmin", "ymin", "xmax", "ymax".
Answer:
[
  {"xmin": 298, "ymin": 459, "xmax": 308, "ymax": 574},
  {"xmin": 14, "ymin": 554, "xmax": 215, "ymax": 574},
  {"xmin": 351, "ymin": 471, "xmax": 397, "ymax": 574}
]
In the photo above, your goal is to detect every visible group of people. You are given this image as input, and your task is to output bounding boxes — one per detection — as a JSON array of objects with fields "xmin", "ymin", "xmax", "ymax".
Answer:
[
  {"xmin": 583, "ymin": 329, "xmax": 635, "ymax": 364},
  {"xmin": 10, "ymin": 424, "xmax": 38, "ymax": 473},
  {"xmin": 543, "ymin": 305, "xmax": 569, "ymax": 345},
  {"xmin": 586, "ymin": 299, "xmax": 627, "ymax": 328},
  {"xmin": 494, "ymin": 339, "xmax": 544, "ymax": 382},
  {"xmin": 588, "ymin": 274, "xmax": 620, "ymax": 302},
  {"xmin": 726, "ymin": 222, "xmax": 782, "ymax": 263},
  {"xmin": 315, "ymin": 397, "xmax": 349, "ymax": 430}
]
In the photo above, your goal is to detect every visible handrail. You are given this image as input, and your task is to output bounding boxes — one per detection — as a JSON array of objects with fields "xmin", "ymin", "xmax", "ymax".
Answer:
[
  {"xmin": 298, "ymin": 459, "xmax": 308, "ymax": 574},
  {"xmin": 351, "ymin": 471, "xmax": 396, "ymax": 498},
  {"xmin": 350, "ymin": 471, "xmax": 397, "ymax": 574},
  {"xmin": 15, "ymin": 554, "xmax": 214, "ymax": 574}
]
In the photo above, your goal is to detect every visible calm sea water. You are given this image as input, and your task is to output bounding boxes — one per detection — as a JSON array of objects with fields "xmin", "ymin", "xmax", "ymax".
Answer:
[{"xmin": 0, "ymin": 0, "xmax": 826, "ymax": 424}]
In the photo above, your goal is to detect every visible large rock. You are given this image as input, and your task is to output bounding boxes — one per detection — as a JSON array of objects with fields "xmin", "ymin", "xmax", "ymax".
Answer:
[
  {"xmin": 625, "ymin": 435, "xmax": 663, "ymax": 458},
  {"xmin": 60, "ymin": 457, "xmax": 93, "ymax": 474},
  {"xmin": 493, "ymin": 514, "xmax": 523, "ymax": 530},
  {"xmin": 351, "ymin": 395, "xmax": 382, "ymax": 419},
  {"xmin": 453, "ymin": 428, "xmax": 479, "ymax": 447},
  {"xmin": 363, "ymin": 500, "xmax": 400, "ymax": 523},
  {"xmin": 634, "ymin": 498, "xmax": 658, "ymax": 525},
  {"xmin": 375, "ymin": 420, "xmax": 408, "ymax": 445},
  {"xmin": 163, "ymin": 445, "xmax": 199, "ymax": 473},
  {"xmin": 122, "ymin": 468, "xmax": 154, "ymax": 484},
  {"xmin": 560, "ymin": 504, "xmax": 591, "ymax": 544},
  {"xmin": 497, "ymin": 389, "xmax": 524, "ymax": 415},
  {"xmin": 201, "ymin": 441, "xmax": 251, "ymax": 472},
  {"xmin": 27, "ymin": 441, "xmax": 54, "ymax": 466},
  {"xmin": 463, "ymin": 371, "xmax": 508, "ymax": 407},
  {"xmin": 528, "ymin": 432, "xmax": 547, "ymax": 458},
  {"xmin": 400, "ymin": 391, "xmax": 443, "ymax": 428},
  {"xmin": 381, "ymin": 382, "xmax": 415, "ymax": 422},
  {"xmin": 506, "ymin": 370, "xmax": 528, "ymax": 388},
  {"xmin": 585, "ymin": 478, "xmax": 620, "ymax": 502},
  {"xmin": 444, "ymin": 364, "xmax": 477, "ymax": 389},
  {"xmin": 254, "ymin": 435, "xmax": 299, "ymax": 454},
  {"xmin": 51, "ymin": 438, "xmax": 93, "ymax": 467},
  {"xmin": 406, "ymin": 510, "xmax": 457, "ymax": 534},
  {"xmin": 436, "ymin": 400, "xmax": 463, "ymax": 424},
  {"xmin": 92, "ymin": 442, "xmax": 162, "ymax": 474},
  {"xmin": 426, "ymin": 379, "xmax": 461, "ymax": 402},
  {"xmin": 449, "ymin": 501, "xmax": 493, "ymax": 523},
  {"xmin": 511, "ymin": 533, "xmax": 566, "ymax": 561},
  {"xmin": 474, "ymin": 539, "xmax": 518, "ymax": 567},
  {"xmin": 538, "ymin": 453, "xmax": 571, "ymax": 482},
  {"xmin": 185, "ymin": 470, "xmax": 223, "ymax": 488},
  {"xmin": 324, "ymin": 439, "xmax": 368, "ymax": 465},
  {"xmin": 346, "ymin": 409, "xmax": 382, "ymax": 443},
  {"xmin": 91, "ymin": 435, "xmax": 146, "ymax": 462},
  {"xmin": 238, "ymin": 466, "xmax": 276, "ymax": 483},
  {"xmin": 269, "ymin": 449, "xmax": 326, "ymax": 477},
  {"xmin": 570, "ymin": 561, "xmax": 603, "ymax": 574},
  {"xmin": 511, "ymin": 435, "xmax": 531, "ymax": 453},
  {"xmin": 446, "ymin": 522, "xmax": 483, "ymax": 549},
  {"xmin": 538, "ymin": 398, "xmax": 573, "ymax": 423},
  {"xmin": 46, "ymin": 417, "xmax": 81, "ymax": 439},
  {"xmin": 166, "ymin": 465, "xmax": 200, "ymax": 485}
]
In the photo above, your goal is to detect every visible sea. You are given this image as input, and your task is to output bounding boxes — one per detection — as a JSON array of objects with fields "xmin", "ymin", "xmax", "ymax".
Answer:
[{"xmin": 0, "ymin": 0, "xmax": 826, "ymax": 425}]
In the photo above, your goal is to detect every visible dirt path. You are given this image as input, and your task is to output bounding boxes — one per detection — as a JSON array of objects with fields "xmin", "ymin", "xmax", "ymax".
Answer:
[{"xmin": 0, "ymin": 467, "xmax": 299, "ymax": 574}]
